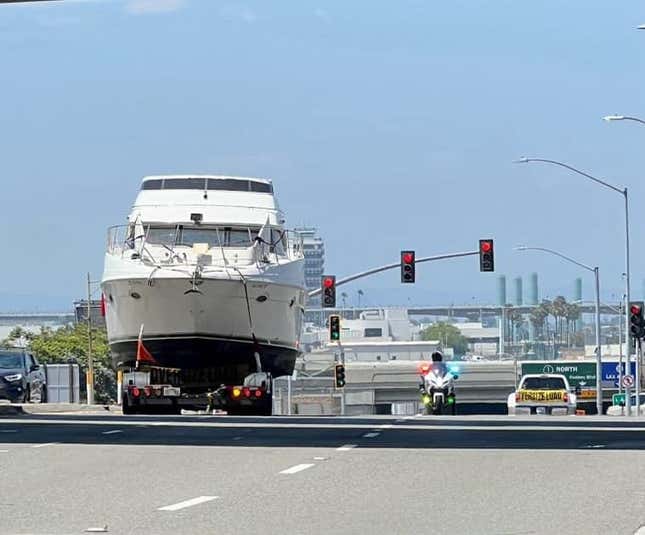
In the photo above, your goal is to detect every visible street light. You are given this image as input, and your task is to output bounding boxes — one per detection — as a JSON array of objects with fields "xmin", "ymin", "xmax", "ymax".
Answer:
[
  {"xmin": 514, "ymin": 157, "xmax": 634, "ymax": 413},
  {"xmin": 515, "ymin": 245, "xmax": 603, "ymax": 415},
  {"xmin": 603, "ymin": 115, "xmax": 645, "ymax": 126}
]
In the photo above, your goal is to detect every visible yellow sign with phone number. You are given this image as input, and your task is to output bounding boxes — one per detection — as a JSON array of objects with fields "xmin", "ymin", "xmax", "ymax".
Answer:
[{"xmin": 518, "ymin": 390, "xmax": 566, "ymax": 402}]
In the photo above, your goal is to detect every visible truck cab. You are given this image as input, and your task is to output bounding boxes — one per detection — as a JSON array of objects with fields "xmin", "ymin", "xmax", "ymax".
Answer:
[{"xmin": 507, "ymin": 374, "xmax": 577, "ymax": 415}]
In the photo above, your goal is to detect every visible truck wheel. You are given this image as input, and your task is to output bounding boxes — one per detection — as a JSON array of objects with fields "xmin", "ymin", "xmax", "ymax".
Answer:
[{"xmin": 122, "ymin": 397, "xmax": 136, "ymax": 415}]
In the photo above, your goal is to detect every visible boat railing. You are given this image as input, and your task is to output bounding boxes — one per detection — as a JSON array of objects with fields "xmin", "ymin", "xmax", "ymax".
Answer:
[{"xmin": 106, "ymin": 224, "xmax": 304, "ymax": 266}]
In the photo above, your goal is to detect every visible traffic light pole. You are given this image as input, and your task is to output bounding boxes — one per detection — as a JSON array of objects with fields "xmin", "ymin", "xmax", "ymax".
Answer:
[
  {"xmin": 337, "ymin": 341, "xmax": 345, "ymax": 416},
  {"xmin": 308, "ymin": 250, "xmax": 480, "ymax": 298}
]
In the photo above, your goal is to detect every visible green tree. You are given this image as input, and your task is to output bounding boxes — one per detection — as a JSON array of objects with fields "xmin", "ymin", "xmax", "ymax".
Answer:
[
  {"xmin": 2, "ymin": 323, "xmax": 116, "ymax": 404},
  {"xmin": 420, "ymin": 322, "xmax": 468, "ymax": 356}
]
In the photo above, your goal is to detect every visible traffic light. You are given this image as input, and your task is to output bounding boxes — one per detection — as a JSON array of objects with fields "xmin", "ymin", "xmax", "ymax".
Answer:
[
  {"xmin": 401, "ymin": 250, "xmax": 415, "ymax": 283},
  {"xmin": 630, "ymin": 301, "xmax": 645, "ymax": 339},
  {"xmin": 479, "ymin": 239, "xmax": 494, "ymax": 272},
  {"xmin": 321, "ymin": 275, "xmax": 336, "ymax": 308},
  {"xmin": 329, "ymin": 314, "xmax": 341, "ymax": 341},
  {"xmin": 334, "ymin": 363, "xmax": 346, "ymax": 389}
]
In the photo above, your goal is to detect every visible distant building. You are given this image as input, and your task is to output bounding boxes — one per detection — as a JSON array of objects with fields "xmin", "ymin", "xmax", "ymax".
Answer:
[
  {"xmin": 73, "ymin": 300, "xmax": 106, "ymax": 328},
  {"xmin": 295, "ymin": 227, "xmax": 325, "ymax": 305}
]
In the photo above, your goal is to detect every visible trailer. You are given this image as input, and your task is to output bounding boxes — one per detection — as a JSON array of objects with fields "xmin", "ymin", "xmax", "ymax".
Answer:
[{"xmin": 120, "ymin": 366, "xmax": 273, "ymax": 416}]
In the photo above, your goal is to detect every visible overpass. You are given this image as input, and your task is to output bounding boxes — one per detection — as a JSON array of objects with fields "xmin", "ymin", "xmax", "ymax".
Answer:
[{"xmin": 306, "ymin": 301, "xmax": 622, "ymax": 320}]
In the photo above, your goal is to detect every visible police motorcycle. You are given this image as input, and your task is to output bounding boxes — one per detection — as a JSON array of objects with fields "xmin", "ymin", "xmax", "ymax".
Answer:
[{"xmin": 418, "ymin": 352, "xmax": 459, "ymax": 415}]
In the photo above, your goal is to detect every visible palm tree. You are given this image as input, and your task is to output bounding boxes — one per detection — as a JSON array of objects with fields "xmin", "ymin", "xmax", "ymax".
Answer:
[
  {"xmin": 357, "ymin": 289, "xmax": 364, "ymax": 308},
  {"xmin": 341, "ymin": 292, "xmax": 348, "ymax": 309}
]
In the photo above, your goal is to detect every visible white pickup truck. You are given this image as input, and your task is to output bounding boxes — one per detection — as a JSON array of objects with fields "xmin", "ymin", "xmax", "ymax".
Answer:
[{"xmin": 507, "ymin": 374, "xmax": 577, "ymax": 415}]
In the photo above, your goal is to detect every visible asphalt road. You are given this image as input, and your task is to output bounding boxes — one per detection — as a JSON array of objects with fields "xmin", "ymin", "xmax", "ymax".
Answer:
[{"xmin": 1, "ymin": 413, "xmax": 645, "ymax": 535}]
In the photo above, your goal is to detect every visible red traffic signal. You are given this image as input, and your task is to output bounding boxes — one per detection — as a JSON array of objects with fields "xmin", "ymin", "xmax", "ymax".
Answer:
[
  {"xmin": 630, "ymin": 301, "xmax": 645, "ymax": 340},
  {"xmin": 401, "ymin": 250, "xmax": 416, "ymax": 284},
  {"xmin": 479, "ymin": 239, "xmax": 494, "ymax": 272},
  {"xmin": 321, "ymin": 275, "xmax": 336, "ymax": 308}
]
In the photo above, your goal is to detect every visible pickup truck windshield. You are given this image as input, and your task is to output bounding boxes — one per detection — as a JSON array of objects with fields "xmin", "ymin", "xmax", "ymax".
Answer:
[{"xmin": 521, "ymin": 377, "xmax": 566, "ymax": 390}]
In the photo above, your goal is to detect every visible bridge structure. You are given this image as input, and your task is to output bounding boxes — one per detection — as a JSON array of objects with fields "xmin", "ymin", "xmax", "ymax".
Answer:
[{"xmin": 306, "ymin": 301, "xmax": 622, "ymax": 322}]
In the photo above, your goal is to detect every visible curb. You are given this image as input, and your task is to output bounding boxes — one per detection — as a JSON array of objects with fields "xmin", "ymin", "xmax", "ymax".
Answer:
[{"xmin": 0, "ymin": 403, "xmax": 119, "ymax": 415}]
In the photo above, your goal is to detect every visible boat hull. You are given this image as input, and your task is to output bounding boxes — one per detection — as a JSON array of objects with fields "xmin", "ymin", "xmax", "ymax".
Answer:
[{"xmin": 101, "ymin": 275, "xmax": 305, "ymax": 378}]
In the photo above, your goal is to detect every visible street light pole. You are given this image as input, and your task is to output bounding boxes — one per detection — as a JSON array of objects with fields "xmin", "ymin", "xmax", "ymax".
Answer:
[
  {"xmin": 86, "ymin": 272, "xmax": 94, "ymax": 406},
  {"xmin": 515, "ymin": 157, "xmax": 632, "ymax": 413},
  {"xmin": 516, "ymin": 246, "xmax": 603, "ymax": 415},
  {"xmin": 593, "ymin": 267, "xmax": 602, "ymax": 414}
]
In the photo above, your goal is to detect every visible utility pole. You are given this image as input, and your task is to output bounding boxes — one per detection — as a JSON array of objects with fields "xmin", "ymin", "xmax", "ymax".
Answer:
[{"xmin": 86, "ymin": 272, "xmax": 94, "ymax": 405}]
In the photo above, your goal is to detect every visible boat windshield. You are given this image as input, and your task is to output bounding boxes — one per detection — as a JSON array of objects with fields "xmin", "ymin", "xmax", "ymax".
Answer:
[{"xmin": 143, "ymin": 226, "xmax": 259, "ymax": 248}]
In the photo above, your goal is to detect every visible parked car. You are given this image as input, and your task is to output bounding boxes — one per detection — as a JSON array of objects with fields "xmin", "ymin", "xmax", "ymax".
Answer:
[{"xmin": 0, "ymin": 349, "xmax": 46, "ymax": 403}]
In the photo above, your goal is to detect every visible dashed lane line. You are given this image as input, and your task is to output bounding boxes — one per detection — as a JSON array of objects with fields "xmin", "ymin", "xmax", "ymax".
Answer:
[
  {"xmin": 336, "ymin": 444, "xmax": 357, "ymax": 451},
  {"xmin": 279, "ymin": 463, "xmax": 315, "ymax": 475},
  {"xmin": 158, "ymin": 496, "xmax": 219, "ymax": 512},
  {"xmin": 101, "ymin": 430, "xmax": 123, "ymax": 435},
  {"xmin": 31, "ymin": 442, "xmax": 59, "ymax": 448},
  {"xmin": 362, "ymin": 432, "xmax": 380, "ymax": 438}
]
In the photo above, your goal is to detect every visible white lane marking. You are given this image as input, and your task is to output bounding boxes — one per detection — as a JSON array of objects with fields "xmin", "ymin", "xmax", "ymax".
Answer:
[
  {"xmin": 378, "ymin": 424, "xmax": 393, "ymax": 429},
  {"xmin": 101, "ymin": 430, "xmax": 123, "ymax": 435},
  {"xmin": 0, "ymin": 430, "xmax": 17, "ymax": 433},
  {"xmin": 633, "ymin": 527, "xmax": 645, "ymax": 535},
  {"xmin": 313, "ymin": 456, "xmax": 328, "ymax": 461},
  {"xmin": 158, "ymin": 496, "xmax": 219, "ymax": 511},
  {"xmin": 362, "ymin": 432, "xmax": 380, "ymax": 438},
  {"xmin": 232, "ymin": 436, "xmax": 243, "ymax": 441},
  {"xmin": 32, "ymin": 442, "xmax": 59, "ymax": 448},
  {"xmin": 0, "ymin": 449, "xmax": 9, "ymax": 453},
  {"xmin": 279, "ymin": 463, "xmax": 315, "ymax": 475},
  {"xmin": 336, "ymin": 444, "xmax": 357, "ymax": 451}
]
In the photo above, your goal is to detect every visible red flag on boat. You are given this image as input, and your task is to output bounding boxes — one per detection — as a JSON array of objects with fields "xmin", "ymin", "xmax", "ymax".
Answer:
[{"xmin": 136, "ymin": 325, "xmax": 157, "ymax": 367}]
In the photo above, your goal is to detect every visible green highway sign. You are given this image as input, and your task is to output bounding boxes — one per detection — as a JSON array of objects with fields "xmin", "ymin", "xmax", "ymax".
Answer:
[
  {"xmin": 520, "ymin": 361, "xmax": 596, "ymax": 388},
  {"xmin": 612, "ymin": 393, "xmax": 625, "ymax": 406}
]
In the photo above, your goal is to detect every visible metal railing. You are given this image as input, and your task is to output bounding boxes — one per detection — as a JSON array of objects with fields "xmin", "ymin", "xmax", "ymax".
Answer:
[{"xmin": 106, "ymin": 224, "xmax": 303, "ymax": 267}]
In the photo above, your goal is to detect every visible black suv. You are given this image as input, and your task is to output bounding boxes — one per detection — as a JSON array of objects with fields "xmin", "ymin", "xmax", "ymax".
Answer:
[{"xmin": 0, "ymin": 349, "xmax": 46, "ymax": 403}]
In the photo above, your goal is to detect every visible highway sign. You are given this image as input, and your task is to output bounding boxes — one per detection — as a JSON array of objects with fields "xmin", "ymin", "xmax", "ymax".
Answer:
[
  {"xmin": 520, "ymin": 361, "xmax": 596, "ymax": 388},
  {"xmin": 601, "ymin": 362, "xmax": 636, "ymax": 388},
  {"xmin": 612, "ymin": 393, "xmax": 625, "ymax": 406},
  {"xmin": 622, "ymin": 374, "xmax": 634, "ymax": 388}
]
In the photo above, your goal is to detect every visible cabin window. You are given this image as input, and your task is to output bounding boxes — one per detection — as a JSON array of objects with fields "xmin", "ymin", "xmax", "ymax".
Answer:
[
  {"xmin": 142, "ymin": 179, "xmax": 163, "ymax": 190},
  {"xmin": 164, "ymin": 178, "xmax": 206, "ymax": 190},
  {"xmin": 140, "ymin": 178, "xmax": 272, "ymax": 194},
  {"xmin": 178, "ymin": 228, "xmax": 221, "ymax": 247},
  {"xmin": 364, "ymin": 328, "xmax": 383, "ymax": 337},
  {"xmin": 250, "ymin": 181, "xmax": 273, "ymax": 193},
  {"xmin": 146, "ymin": 227, "xmax": 177, "ymax": 245},
  {"xmin": 207, "ymin": 179, "xmax": 250, "ymax": 192}
]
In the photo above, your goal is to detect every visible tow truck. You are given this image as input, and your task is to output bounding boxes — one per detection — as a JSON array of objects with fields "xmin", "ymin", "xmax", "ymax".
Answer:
[{"xmin": 507, "ymin": 373, "xmax": 577, "ymax": 415}]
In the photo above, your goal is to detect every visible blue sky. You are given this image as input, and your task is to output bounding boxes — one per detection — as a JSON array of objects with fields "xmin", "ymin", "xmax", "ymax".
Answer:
[{"xmin": 1, "ymin": 0, "xmax": 645, "ymax": 310}]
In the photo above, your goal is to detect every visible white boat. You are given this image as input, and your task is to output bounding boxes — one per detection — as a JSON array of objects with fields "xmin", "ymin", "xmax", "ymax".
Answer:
[{"xmin": 101, "ymin": 175, "xmax": 306, "ymax": 382}]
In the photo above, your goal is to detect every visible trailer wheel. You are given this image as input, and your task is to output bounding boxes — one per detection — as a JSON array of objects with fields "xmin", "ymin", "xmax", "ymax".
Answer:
[{"xmin": 122, "ymin": 396, "xmax": 137, "ymax": 415}]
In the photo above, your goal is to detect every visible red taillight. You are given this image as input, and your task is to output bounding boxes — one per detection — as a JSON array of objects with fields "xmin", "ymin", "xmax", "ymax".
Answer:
[
  {"xmin": 515, "ymin": 393, "xmax": 520, "ymax": 402},
  {"xmin": 131, "ymin": 387, "xmax": 140, "ymax": 398},
  {"xmin": 144, "ymin": 386, "xmax": 152, "ymax": 397},
  {"xmin": 243, "ymin": 387, "xmax": 251, "ymax": 398},
  {"xmin": 100, "ymin": 294, "xmax": 106, "ymax": 317},
  {"xmin": 563, "ymin": 393, "xmax": 569, "ymax": 402},
  {"xmin": 418, "ymin": 363, "xmax": 430, "ymax": 375},
  {"xmin": 254, "ymin": 389, "xmax": 263, "ymax": 398}
]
